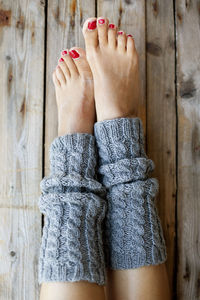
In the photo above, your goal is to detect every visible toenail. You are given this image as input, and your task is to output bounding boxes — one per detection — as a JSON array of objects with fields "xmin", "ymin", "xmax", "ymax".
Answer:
[
  {"xmin": 62, "ymin": 50, "xmax": 68, "ymax": 56},
  {"xmin": 98, "ymin": 18, "xmax": 105, "ymax": 25},
  {"xmin": 69, "ymin": 49, "xmax": 80, "ymax": 59},
  {"xmin": 88, "ymin": 20, "xmax": 97, "ymax": 30},
  {"xmin": 59, "ymin": 58, "xmax": 64, "ymax": 62},
  {"xmin": 118, "ymin": 31, "xmax": 124, "ymax": 35},
  {"xmin": 127, "ymin": 34, "xmax": 133, "ymax": 38},
  {"xmin": 109, "ymin": 24, "xmax": 115, "ymax": 29}
]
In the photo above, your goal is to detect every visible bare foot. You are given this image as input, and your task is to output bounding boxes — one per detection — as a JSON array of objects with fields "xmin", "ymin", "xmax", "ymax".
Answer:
[
  {"xmin": 53, "ymin": 47, "xmax": 95, "ymax": 136},
  {"xmin": 82, "ymin": 17, "xmax": 141, "ymax": 122}
]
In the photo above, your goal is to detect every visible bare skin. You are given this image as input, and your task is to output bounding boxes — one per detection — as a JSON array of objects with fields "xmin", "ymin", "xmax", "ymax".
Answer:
[
  {"xmin": 105, "ymin": 265, "xmax": 171, "ymax": 300},
  {"xmin": 82, "ymin": 17, "xmax": 171, "ymax": 300},
  {"xmin": 53, "ymin": 47, "xmax": 95, "ymax": 136},
  {"xmin": 82, "ymin": 17, "xmax": 141, "ymax": 122},
  {"xmin": 40, "ymin": 282, "xmax": 105, "ymax": 300},
  {"xmin": 39, "ymin": 47, "xmax": 105, "ymax": 300}
]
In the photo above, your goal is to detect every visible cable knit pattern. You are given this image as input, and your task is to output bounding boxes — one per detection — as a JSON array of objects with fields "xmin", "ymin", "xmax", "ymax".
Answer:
[
  {"xmin": 38, "ymin": 133, "xmax": 107, "ymax": 285},
  {"xmin": 94, "ymin": 117, "xmax": 167, "ymax": 270}
]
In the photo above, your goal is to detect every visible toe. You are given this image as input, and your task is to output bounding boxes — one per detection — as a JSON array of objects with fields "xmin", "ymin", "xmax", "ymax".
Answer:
[
  {"xmin": 97, "ymin": 17, "xmax": 109, "ymax": 47},
  {"xmin": 56, "ymin": 65, "xmax": 66, "ymax": 85},
  {"xmin": 69, "ymin": 47, "xmax": 92, "ymax": 78},
  {"xmin": 52, "ymin": 70, "xmax": 60, "ymax": 87},
  {"xmin": 62, "ymin": 50, "xmax": 79, "ymax": 78},
  {"xmin": 127, "ymin": 35, "xmax": 136, "ymax": 55},
  {"xmin": 117, "ymin": 31, "xmax": 127, "ymax": 53},
  {"xmin": 108, "ymin": 23, "xmax": 117, "ymax": 49},
  {"xmin": 58, "ymin": 50, "xmax": 70, "ymax": 79},
  {"xmin": 82, "ymin": 17, "xmax": 98, "ymax": 50}
]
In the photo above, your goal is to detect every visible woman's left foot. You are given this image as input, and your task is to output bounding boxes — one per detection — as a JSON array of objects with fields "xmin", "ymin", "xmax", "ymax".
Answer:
[{"xmin": 53, "ymin": 47, "xmax": 95, "ymax": 136}]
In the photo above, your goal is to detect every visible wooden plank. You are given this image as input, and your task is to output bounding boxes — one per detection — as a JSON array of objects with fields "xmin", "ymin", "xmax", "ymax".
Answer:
[
  {"xmin": 176, "ymin": 0, "xmax": 200, "ymax": 298},
  {"xmin": 45, "ymin": 0, "xmax": 96, "ymax": 174},
  {"xmin": 0, "ymin": 0, "xmax": 45, "ymax": 299},
  {"xmin": 146, "ymin": 1, "xmax": 176, "ymax": 293},
  {"xmin": 97, "ymin": 0, "xmax": 146, "ymax": 129}
]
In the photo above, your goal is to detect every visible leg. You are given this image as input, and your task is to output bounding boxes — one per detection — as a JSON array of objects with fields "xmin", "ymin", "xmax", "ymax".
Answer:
[
  {"xmin": 82, "ymin": 17, "xmax": 171, "ymax": 300},
  {"xmin": 38, "ymin": 47, "xmax": 105, "ymax": 300},
  {"xmin": 40, "ymin": 282, "xmax": 105, "ymax": 300},
  {"xmin": 105, "ymin": 265, "xmax": 170, "ymax": 300}
]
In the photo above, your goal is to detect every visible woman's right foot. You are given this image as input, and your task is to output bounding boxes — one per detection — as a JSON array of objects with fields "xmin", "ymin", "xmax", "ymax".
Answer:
[{"xmin": 82, "ymin": 17, "xmax": 141, "ymax": 122}]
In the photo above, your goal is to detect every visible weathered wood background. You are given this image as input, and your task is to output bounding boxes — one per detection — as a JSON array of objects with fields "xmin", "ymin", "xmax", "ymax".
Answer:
[{"xmin": 0, "ymin": 0, "xmax": 199, "ymax": 299}]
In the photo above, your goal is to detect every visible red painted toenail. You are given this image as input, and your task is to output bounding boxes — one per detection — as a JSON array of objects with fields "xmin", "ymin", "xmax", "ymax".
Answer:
[
  {"xmin": 62, "ymin": 50, "xmax": 68, "ymax": 55},
  {"xmin": 109, "ymin": 24, "xmax": 115, "ymax": 29},
  {"xmin": 98, "ymin": 18, "xmax": 105, "ymax": 25},
  {"xmin": 127, "ymin": 34, "xmax": 133, "ymax": 37},
  {"xmin": 69, "ymin": 50, "xmax": 80, "ymax": 59},
  {"xmin": 88, "ymin": 20, "xmax": 97, "ymax": 30},
  {"xmin": 118, "ymin": 31, "xmax": 123, "ymax": 35},
  {"xmin": 59, "ymin": 58, "xmax": 64, "ymax": 62}
]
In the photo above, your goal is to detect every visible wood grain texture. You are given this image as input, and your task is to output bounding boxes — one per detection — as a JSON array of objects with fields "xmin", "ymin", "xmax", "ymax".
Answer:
[
  {"xmin": 0, "ymin": 0, "xmax": 199, "ymax": 298},
  {"xmin": 45, "ymin": 0, "xmax": 95, "ymax": 174},
  {"xmin": 176, "ymin": 0, "xmax": 200, "ymax": 298},
  {"xmin": 0, "ymin": 0, "xmax": 44, "ymax": 299},
  {"xmin": 146, "ymin": 0, "xmax": 176, "ymax": 294},
  {"xmin": 97, "ymin": 0, "xmax": 146, "ymax": 129}
]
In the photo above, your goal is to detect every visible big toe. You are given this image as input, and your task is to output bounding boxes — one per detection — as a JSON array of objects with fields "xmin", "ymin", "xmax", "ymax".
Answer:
[
  {"xmin": 97, "ymin": 17, "xmax": 109, "ymax": 47},
  {"xmin": 69, "ymin": 47, "xmax": 92, "ymax": 78},
  {"xmin": 82, "ymin": 17, "xmax": 98, "ymax": 51}
]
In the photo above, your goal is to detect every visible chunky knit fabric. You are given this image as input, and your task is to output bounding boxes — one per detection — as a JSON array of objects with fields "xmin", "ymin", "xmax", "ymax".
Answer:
[
  {"xmin": 94, "ymin": 117, "xmax": 167, "ymax": 270},
  {"xmin": 37, "ymin": 133, "xmax": 107, "ymax": 285}
]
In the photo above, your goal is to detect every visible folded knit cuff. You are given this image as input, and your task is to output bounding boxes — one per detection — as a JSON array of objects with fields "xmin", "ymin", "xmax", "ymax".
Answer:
[
  {"xmin": 94, "ymin": 117, "xmax": 147, "ymax": 166},
  {"xmin": 38, "ymin": 193, "xmax": 107, "ymax": 285},
  {"xmin": 49, "ymin": 133, "xmax": 97, "ymax": 178},
  {"xmin": 98, "ymin": 157, "xmax": 155, "ymax": 188},
  {"xmin": 94, "ymin": 118, "xmax": 154, "ymax": 186}
]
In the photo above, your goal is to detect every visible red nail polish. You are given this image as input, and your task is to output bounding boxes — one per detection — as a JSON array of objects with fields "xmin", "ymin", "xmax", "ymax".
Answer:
[
  {"xmin": 69, "ymin": 50, "xmax": 80, "ymax": 59},
  {"xmin": 62, "ymin": 50, "xmax": 68, "ymax": 55},
  {"xmin": 118, "ymin": 31, "xmax": 123, "ymax": 35},
  {"xmin": 59, "ymin": 58, "xmax": 64, "ymax": 62},
  {"xmin": 88, "ymin": 20, "xmax": 97, "ymax": 30},
  {"xmin": 109, "ymin": 24, "xmax": 115, "ymax": 29},
  {"xmin": 127, "ymin": 34, "xmax": 133, "ymax": 37},
  {"xmin": 98, "ymin": 18, "xmax": 105, "ymax": 25}
]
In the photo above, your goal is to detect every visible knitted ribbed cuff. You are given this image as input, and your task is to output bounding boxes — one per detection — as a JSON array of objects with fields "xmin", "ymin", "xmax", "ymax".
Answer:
[
  {"xmin": 49, "ymin": 133, "xmax": 97, "ymax": 178},
  {"xmin": 94, "ymin": 117, "xmax": 147, "ymax": 165},
  {"xmin": 94, "ymin": 118, "xmax": 153, "ymax": 187},
  {"xmin": 38, "ymin": 133, "xmax": 107, "ymax": 285}
]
